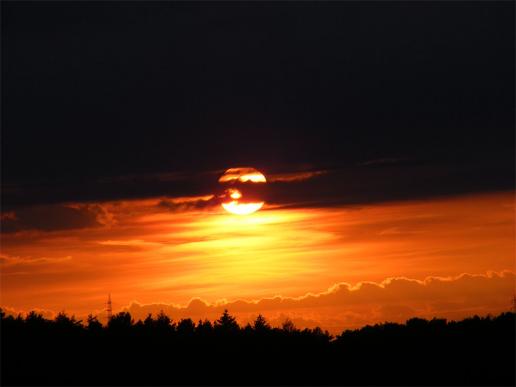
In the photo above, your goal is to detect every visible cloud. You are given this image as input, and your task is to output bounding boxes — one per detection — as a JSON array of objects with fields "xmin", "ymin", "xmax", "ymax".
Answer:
[
  {"xmin": 0, "ymin": 204, "xmax": 110, "ymax": 233},
  {"xmin": 0, "ymin": 253, "xmax": 72, "ymax": 266},
  {"xmin": 357, "ymin": 157, "xmax": 420, "ymax": 167},
  {"xmin": 268, "ymin": 170, "xmax": 327, "ymax": 182},
  {"xmin": 0, "ymin": 305, "xmax": 56, "ymax": 320},
  {"xmin": 116, "ymin": 271, "xmax": 515, "ymax": 334},
  {"xmin": 97, "ymin": 240, "xmax": 161, "ymax": 248},
  {"xmin": 0, "ymin": 165, "xmax": 338, "ymax": 232},
  {"xmin": 0, "ymin": 195, "xmax": 218, "ymax": 233},
  {"xmin": 157, "ymin": 195, "xmax": 217, "ymax": 212},
  {"xmin": 4, "ymin": 158, "xmax": 512, "ymax": 212}
]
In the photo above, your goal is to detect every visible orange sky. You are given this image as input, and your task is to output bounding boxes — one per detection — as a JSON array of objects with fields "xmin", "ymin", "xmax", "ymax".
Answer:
[{"xmin": 1, "ymin": 191, "xmax": 514, "ymax": 333}]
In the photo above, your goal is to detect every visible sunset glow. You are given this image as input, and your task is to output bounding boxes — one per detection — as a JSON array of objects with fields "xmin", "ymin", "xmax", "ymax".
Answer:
[
  {"xmin": 1, "ymin": 191, "xmax": 513, "ymax": 331},
  {"xmin": 3, "ymin": 3, "xmax": 514, "ymax": 385}
]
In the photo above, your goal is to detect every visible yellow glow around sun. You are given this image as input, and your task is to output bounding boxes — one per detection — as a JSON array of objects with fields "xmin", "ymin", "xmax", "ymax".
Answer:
[{"xmin": 222, "ymin": 201, "xmax": 265, "ymax": 215}]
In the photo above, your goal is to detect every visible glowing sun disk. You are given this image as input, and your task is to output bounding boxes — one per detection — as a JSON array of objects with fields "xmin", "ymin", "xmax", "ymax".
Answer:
[{"xmin": 222, "ymin": 201, "xmax": 265, "ymax": 215}]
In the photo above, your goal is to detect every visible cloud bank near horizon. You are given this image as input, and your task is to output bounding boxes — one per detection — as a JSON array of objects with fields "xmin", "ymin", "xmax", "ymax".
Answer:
[
  {"xmin": 121, "ymin": 270, "xmax": 516, "ymax": 332},
  {"xmin": 3, "ymin": 270, "xmax": 513, "ymax": 334}
]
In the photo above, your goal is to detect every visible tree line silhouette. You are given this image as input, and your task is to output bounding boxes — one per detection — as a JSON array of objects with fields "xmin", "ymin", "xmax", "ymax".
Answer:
[{"xmin": 1, "ymin": 308, "xmax": 514, "ymax": 385}]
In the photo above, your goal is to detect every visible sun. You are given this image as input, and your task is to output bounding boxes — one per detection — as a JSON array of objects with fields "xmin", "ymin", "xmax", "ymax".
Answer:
[
  {"xmin": 221, "ymin": 200, "xmax": 264, "ymax": 216},
  {"xmin": 219, "ymin": 168, "xmax": 266, "ymax": 215}
]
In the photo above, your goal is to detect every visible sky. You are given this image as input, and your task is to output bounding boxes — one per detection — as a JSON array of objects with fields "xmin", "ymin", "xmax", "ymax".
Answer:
[{"xmin": 1, "ymin": 1, "xmax": 514, "ymax": 332}]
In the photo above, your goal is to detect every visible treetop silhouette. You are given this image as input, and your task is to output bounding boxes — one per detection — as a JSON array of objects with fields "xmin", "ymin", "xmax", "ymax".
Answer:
[{"xmin": 1, "ymin": 308, "xmax": 514, "ymax": 386}]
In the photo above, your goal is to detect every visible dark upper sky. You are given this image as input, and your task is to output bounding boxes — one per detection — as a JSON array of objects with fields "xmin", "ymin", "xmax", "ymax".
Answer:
[{"xmin": 2, "ymin": 1, "xmax": 514, "ymax": 209}]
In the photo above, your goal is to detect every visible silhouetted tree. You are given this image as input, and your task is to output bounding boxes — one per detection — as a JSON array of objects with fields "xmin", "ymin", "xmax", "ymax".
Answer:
[
  {"xmin": 214, "ymin": 309, "xmax": 239, "ymax": 334},
  {"xmin": 1, "ymin": 310, "xmax": 514, "ymax": 386},
  {"xmin": 177, "ymin": 318, "xmax": 195, "ymax": 336},
  {"xmin": 155, "ymin": 310, "xmax": 171, "ymax": 327},
  {"xmin": 54, "ymin": 312, "xmax": 82, "ymax": 329},
  {"xmin": 253, "ymin": 314, "xmax": 271, "ymax": 333},
  {"xmin": 86, "ymin": 314, "xmax": 102, "ymax": 332},
  {"xmin": 143, "ymin": 313, "xmax": 155, "ymax": 327},
  {"xmin": 107, "ymin": 312, "xmax": 133, "ymax": 331},
  {"xmin": 243, "ymin": 322, "xmax": 254, "ymax": 334},
  {"xmin": 281, "ymin": 318, "xmax": 298, "ymax": 333},
  {"xmin": 196, "ymin": 318, "xmax": 213, "ymax": 335},
  {"xmin": 25, "ymin": 311, "xmax": 46, "ymax": 326}
]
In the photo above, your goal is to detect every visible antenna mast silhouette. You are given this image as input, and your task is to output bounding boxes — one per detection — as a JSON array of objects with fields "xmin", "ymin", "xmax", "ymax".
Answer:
[{"xmin": 107, "ymin": 293, "xmax": 112, "ymax": 321}]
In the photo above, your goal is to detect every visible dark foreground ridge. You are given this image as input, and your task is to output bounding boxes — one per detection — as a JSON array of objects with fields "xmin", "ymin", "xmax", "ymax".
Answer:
[{"xmin": 1, "ymin": 309, "xmax": 514, "ymax": 386}]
